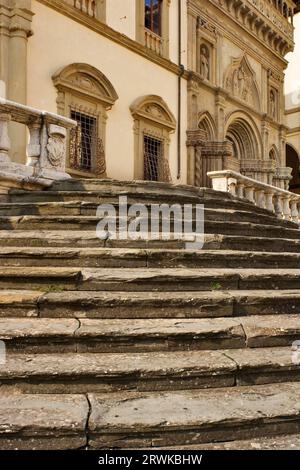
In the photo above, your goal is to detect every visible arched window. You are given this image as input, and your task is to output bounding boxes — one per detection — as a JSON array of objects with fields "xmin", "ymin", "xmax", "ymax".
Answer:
[
  {"xmin": 130, "ymin": 95, "xmax": 176, "ymax": 182},
  {"xmin": 52, "ymin": 63, "xmax": 118, "ymax": 177}
]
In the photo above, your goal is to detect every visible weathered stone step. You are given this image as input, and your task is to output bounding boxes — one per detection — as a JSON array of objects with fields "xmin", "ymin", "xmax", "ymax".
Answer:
[
  {"xmin": 1, "ymin": 267, "xmax": 300, "ymax": 291},
  {"xmin": 2, "ymin": 289, "xmax": 300, "ymax": 319},
  {"xmin": 0, "ymin": 216, "xmax": 298, "ymax": 237},
  {"xmin": 0, "ymin": 394, "xmax": 88, "ymax": 449},
  {"xmin": 0, "ymin": 203, "xmax": 294, "ymax": 228},
  {"xmin": 0, "ymin": 230, "xmax": 186, "ymax": 249},
  {"xmin": 1, "ymin": 247, "xmax": 300, "ymax": 269},
  {"xmin": 205, "ymin": 234, "xmax": 300, "ymax": 252},
  {"xmin": 8, "ymin": 189, "xmax": 200, "ymax": 205},
  {"xmin": 87, "ymin": 382, "xmax": 300, "ymax": 448},
  {"xmin": 1, "ymin": 347, "xmax": 299, "ymax": 394},
  {"xmin": 2, "ymin": 230, "xmax": 300, "ymax": 253},
  {"xmin": 7, "ymin": 189, "xmax": 277, "ymax": 216},
  {"xmin": 0, "ymin": 314, "xmax": 299, "ymax": 353}
]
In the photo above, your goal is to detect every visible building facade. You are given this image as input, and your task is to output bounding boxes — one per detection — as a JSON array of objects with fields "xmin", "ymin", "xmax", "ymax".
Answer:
[
  {"xmin": 285, "ymin": 3, "xmax": 300, "ymax": 193},
  {"xmin": 0, "ymin": 0, "xmax": 298, "ymax": 188}
]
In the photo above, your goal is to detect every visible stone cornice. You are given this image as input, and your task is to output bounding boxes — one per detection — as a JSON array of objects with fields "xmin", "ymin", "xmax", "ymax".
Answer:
[
  {"xmin": 36, "ymin": 0, "xmax": 187, "ymax": 79},
  {"xmin": 188, "ymin": 0, "xmax": 291, "ymax": 65}
]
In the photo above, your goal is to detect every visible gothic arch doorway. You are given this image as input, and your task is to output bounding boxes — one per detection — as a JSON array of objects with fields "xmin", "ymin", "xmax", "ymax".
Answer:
[
  {"xmin": 286, "ymin": 144, "xmax": 300, "ymax": 193},
  {"xmin": 225, "ymin": 118, "xmax": 259, "ymax": 161}
]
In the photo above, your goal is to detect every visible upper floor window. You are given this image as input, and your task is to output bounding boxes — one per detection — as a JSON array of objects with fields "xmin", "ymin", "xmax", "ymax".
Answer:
[{"xmin": 145, "ymin": 0, "xmax": 162, "ymax": 36}]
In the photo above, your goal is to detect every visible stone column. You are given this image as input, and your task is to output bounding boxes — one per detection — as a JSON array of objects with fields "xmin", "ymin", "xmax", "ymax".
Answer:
[{"xmin": 7, "ymin": 1, "xmax": 33, "ymax": 164}]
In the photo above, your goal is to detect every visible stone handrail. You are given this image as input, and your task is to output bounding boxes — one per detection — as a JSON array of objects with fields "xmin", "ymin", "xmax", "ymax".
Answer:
[
  {"xmin": 0, "ymin": 98, "xmax": 76, "ymax": 188},
  {"xmin": 207, "ymin": 170, "xmax": 300, "ymax": 225}
]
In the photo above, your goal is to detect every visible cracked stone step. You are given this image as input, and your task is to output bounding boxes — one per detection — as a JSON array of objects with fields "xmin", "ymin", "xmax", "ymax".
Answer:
[
  {"xmin": 1, "ymin": 216, "xmax": 299, "ymax": 240},
  {"xmin": 3, "ymin": 289, "xmax": 300, "ymax": 319},
  {"xmin": 1, "ymin": 230, "xmax": 300, "ymax": 253},
  {"xmin": 0, "ymin": 231, "xmax": 186, "ymax": 249},
  {"xmin": 0, "ymin": 394, "xmax": 88, "ymax": 450},
  {"xmin": 2, "ymin": 313, "xmax": 299, "ymax": 353},
  {"xmin": 1, "ymin": 267, "xmax": 300, "ymax": 291},
  {"xmin": 0, "ymin": 204, "xmax": 295, "ymax": 230},
  {"xmin": 0, "ymin": 317, "xmax": 245, "ymax": 353},
  {"xmin": 1, "ymin": 314, "xmax": 298, "ymax": 353},
  {"xmin": 242, "ymin": 314, "xmax": 300, "ymax": 347},
  {"xmin": 0, "ymin": 350, "xmax": 236, "ymax": 393},
  {"xmin": 0, "ymin": 347, "xmax": 299, "ymax": 394},
  {"xmin": 1, "ymin": 248, "xmax": 300, "ymax": 269},
  {"xmin": 87, "ymin": 382, "xmax": 300, "ymax": 448}
]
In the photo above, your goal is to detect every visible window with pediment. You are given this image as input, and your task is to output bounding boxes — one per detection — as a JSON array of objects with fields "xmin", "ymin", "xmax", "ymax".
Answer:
[{"xmin": 52, "ymin": 63, "xmax": 118, "ymax": 177}]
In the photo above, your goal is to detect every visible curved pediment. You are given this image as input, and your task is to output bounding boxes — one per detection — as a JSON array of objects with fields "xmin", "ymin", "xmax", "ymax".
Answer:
[
  {"xmin": 52, "ymin": 63, "xmax": 118, "ymax": 108},
  {"xmin": 224, "ymin": 55, "xmax": 260, "ymax": 110},
  {"xmin": 130, "ymin": 95, "xmax": 176, "ymax": 131}
]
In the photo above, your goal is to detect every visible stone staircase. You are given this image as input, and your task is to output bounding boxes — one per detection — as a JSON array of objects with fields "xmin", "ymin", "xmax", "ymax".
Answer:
[{"xmin": 1, "ymin": 179, "xmax": 300, "ymax": 449}]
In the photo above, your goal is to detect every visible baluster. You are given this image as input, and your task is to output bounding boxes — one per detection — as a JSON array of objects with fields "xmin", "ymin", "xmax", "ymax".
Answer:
[
  {"xmin": 290, "ymin": 200, "xmax": 299, "ymax": 224},
  {"xmin": 255, "ymin": 189, "xmax": 267, "ymax": 209},
  {"xmin": 274, "ymin": 194, "xmax": 284, "ymax": 219},
  {"xmin": 236, "ymin": 182, "xmax": 245, "ymax": 199},
  {"xmin": 244, "ymin": 185, "xmax": 255, "ymax": 203},
  {"xmin": 27, "ymin": 121, "xmax": 41, "ymax": 167},
  {"xmin": 282, "ymin": 196, "xmax": 292, "ymax": 220},
  {"xmin": 265, "ymin": 191, "xmax": 275, "ymax": 212}
]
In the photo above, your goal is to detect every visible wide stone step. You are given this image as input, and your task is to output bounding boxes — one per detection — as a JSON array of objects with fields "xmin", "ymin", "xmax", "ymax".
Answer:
[
  {"xmin": 1, "ymin": 267, "xmax": 300, "ymax": 291},
  {"xmin": 2, "ymin": 230, "xmax": 300, "ymax": 253},
  {"xmin": 2, "ymin": 289, "xmax": 300, "ymax": 319},
  {"xmin": 0, "ymin": 230, "xmax": 186, "ymax": 249},
  {"xmin": 0, "ymin": 394, "xmax": 88, "ymax": 449},
  {"xmin": 0, "ymin": 216, "xmax": 298, "ymax": 238},
  {"xmin": 0, "ymin": 314, "xmax": 299, "ymax": 353},
  {"xmin": 87, "ymin": 382, "xmax": 300, "ymax": 448},
  {"xmin": 1, "ymin": 247, "xmax": 300, "ymax": 269},
  {"xmin": 7, "ymin": 189, "xmax": 278, "ymax": 216},
  {"xmin": 0, "ymin": 203, "xmax": 294, "ymax": 228},
  {"xmin": 1, "ymin": 347, "xmax": 299, "ymax": 394}
]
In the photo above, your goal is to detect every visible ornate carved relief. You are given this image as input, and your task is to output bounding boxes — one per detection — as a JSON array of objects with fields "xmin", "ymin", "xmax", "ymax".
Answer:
[{"xmin": 224, "ymin": 55, "xmax": 260, "ymax": 109}]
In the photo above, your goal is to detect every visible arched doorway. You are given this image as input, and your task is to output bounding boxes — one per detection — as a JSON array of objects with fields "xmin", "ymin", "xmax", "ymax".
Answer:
[
  {"xmin": 225, "ymin": 118, "xmax": 259, "ymax": 161},
  {"xmin": 286, "ymin": 144, "xmax": 300, "ymax": 193}
]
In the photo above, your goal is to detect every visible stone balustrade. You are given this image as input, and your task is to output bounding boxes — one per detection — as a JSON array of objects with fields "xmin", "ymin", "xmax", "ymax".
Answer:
[
  {"xmin": 208, "ymin": 170, "xmax": 300, "ymax": 225},
  {"xmin": 145, "ymin": 28, "xmax": 163, "ymax": 56},
  {"xmin": 0, "ymin": 98, "xmax": 76, "ymax": 193}
]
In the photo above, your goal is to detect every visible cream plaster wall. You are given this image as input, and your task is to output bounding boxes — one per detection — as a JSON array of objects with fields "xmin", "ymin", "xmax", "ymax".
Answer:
[
  {"xmin": 27, "ymin": 1, "xmax": 187, "ymax": 183},
  {"xmin": 106, "ymin": 0, "xmax": 136, "ymax": 40},
  {"xmin": 285, "ymin": 13, "xmax": 300, "ymax": 157}
]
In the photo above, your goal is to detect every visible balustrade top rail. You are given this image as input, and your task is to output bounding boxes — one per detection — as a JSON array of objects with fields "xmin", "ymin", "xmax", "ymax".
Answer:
[{"xmin": 0, "ymin": 98, "xmax": 76, "ymax": 128}]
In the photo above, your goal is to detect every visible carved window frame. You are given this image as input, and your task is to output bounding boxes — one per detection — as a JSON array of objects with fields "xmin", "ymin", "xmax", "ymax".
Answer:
[
  {"xmin": 136, "ymin": 0, "xmax": 171, "ymax": 58},
  {"xmin": 196, "ymin": 17, "xmax": 217, "ymax": 85},
  {"xmin": 52, "ymin": 63, "xmax": 118, "ymax": 178},
  {"xmin": 130, "ymin": 95, "xmax": 176, "ymax": 181}
]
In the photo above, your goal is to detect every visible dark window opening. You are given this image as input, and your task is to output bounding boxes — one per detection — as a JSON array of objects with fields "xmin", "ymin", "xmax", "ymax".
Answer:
[
  {"xmin": 144, "ymin": 135, "xmax": 163, "ymax": 181},
  {"xmin": 70, "ymin": 110, "xmax": 97, "ymax": 172},
  {"xmin": 145, "ymin": 0, "xmax": 162, "ymax": 36}
]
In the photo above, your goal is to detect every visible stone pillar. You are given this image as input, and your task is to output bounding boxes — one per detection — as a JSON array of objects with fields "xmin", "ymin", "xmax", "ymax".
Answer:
[{"xmin": 7, "ymin": 1, "xmax": 33, "ymax": 164}]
